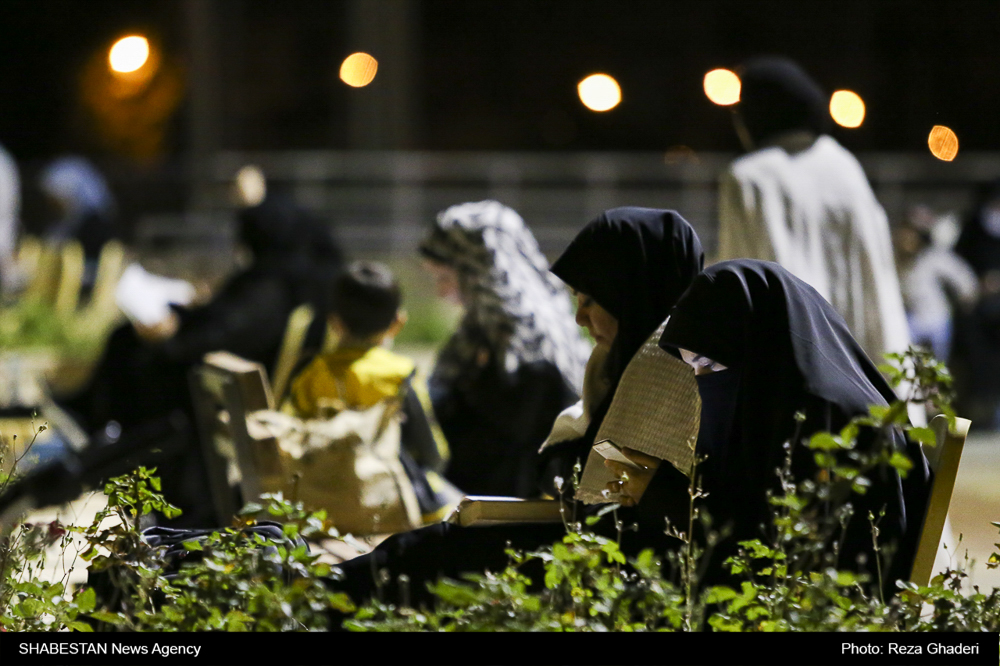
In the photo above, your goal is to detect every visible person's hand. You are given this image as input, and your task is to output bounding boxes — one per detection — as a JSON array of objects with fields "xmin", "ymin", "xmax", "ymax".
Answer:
[
  {"xmin": 134, "ymin": 311, "xmax": 180, "ymax": 344},
  {"xmin": 604, "ymin": 447, "xmax": 660, "ymax": 507}
]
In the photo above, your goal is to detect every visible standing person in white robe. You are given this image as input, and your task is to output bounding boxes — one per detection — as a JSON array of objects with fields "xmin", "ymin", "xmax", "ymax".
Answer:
[
  {"xmin": 716, "ymin": 57, "xmax": 910, "ymax": 368},
  {"xmin": 716, "ymin": 57, "xmax": 958, "ymax": 577}
]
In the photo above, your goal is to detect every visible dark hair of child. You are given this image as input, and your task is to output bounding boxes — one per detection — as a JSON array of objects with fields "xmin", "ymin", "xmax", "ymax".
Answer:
[{"xmin": 331, "ymin": 261, "xmax": 402, "ymax": 339}]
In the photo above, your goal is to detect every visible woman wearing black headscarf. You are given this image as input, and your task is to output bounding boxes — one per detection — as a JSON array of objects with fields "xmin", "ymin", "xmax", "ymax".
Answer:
[
  {"xmin": 618, "ymin": 260, "xmax": 931, "ymax": 597},
  {"xmin": 327, "ymin": 207, "xmax": 705, "ymax": 612},
  {"xmin": 537, "ymin": 207, "xmax": 705, "ymax": 501}
]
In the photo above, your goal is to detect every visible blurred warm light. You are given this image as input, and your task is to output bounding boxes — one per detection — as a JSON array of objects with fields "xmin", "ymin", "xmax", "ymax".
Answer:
[
  {"xmin": 928, "ymin": 125, "xmax": 959, "ymax": 161},
  {"xmin": 235, "ymin": 165, "xmax": 267, "ymax": 207},
  {"xmin": 339, "ymin": 53, "xmax": 378, "ymax": 87},
  {"xmin": 830, "ymin": 90, "xmax": 865, "ymax": 128},
  {"xmin": 703, "ymin": 69, "xmax": 741, "ymax": 106},
  {"xmin": 578, "ymin": 74, "xmax": 621, "ymax": 112},
  {"xmin": 109, "ymin": 36, "xmax": 150, "ymax": 74}
]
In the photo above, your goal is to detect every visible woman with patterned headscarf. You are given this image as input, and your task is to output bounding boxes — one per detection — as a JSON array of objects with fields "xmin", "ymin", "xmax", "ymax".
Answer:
[{"xmin": 419, "ymin": 200, "xmax": 591, "ymax": 497}]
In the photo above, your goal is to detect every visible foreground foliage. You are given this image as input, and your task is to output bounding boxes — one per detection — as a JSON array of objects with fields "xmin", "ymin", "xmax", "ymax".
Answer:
[{"xmin": 0, "ymin": 347, "xmax": 998, "ymax": 634}]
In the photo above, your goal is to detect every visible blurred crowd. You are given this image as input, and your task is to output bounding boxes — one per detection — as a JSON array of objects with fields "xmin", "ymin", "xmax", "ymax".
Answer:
[{"xmin": 0, "ymin": 55, "xmax": 992, "ymax": 609}]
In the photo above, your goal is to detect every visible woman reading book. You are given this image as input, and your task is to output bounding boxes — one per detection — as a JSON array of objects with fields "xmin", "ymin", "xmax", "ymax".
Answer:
[
  {"xmin": 609, "ymin": 260, "xmax": 932, "ymax": 598},
  {"xmin": 327, "ymin": 207, "xmax": 705, "ymax": 613}
]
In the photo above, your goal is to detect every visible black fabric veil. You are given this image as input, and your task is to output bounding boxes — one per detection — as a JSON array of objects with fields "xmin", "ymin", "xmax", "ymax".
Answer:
[
  {"xmin": 737, "ymin": 57, "xmax": 829, "ymax": 145},
  {"xmin": 550, "ymin": 207, "xmax": 704, "ymax": 397},
  {"xmin": 658, "ymin": 260, "xmax": 930, "ymax": 591},
  {"xmin": 540, "ymin": 207, "xmax": 704, "ymax": 496}
]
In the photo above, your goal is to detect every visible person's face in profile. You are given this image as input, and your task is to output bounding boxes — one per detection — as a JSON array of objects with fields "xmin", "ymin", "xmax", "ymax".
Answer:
[
  {"xmin": 422, "ymin": 259, "xmax": 463, "ymax": 306},
  {"xmin": 574, "ymin": 291, "xmax": 618, "ymax": 349}
]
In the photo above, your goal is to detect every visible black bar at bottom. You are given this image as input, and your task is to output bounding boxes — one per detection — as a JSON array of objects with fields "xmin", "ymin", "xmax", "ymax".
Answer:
[{"xmin": 0, "ymin": 631, "xmax": 996, "ymax": 666}]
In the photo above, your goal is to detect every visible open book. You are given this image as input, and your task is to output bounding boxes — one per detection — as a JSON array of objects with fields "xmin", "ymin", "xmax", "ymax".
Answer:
[{"xmin": 446, "ymin": 496, "xmax": 564, "ymax": 527}]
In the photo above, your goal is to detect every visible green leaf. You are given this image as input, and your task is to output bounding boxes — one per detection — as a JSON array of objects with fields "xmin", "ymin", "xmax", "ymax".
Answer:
[
  {"xmin": 889, "ymin": 451, "xmax": 914, "ymax": 476},
  {"xmin": 704, "ymin": 586, "xmax": 738, "ymax": 604},
  {"xmin": 66, "ymin": 621, "xmax": 93, "ymax": 632},
  {"xmin": 808, "ymin": 432, "xmax": 840, "ymax": 451},
  {"xmin": 89, "ymin": 611, "xmax": 128, "ymax": 626},
  {"xmin": 74, "ymin": 587, "xmax": 96, "ymax": 614},
  {"xmin": 868, "ymin": 404, "xmax": 890, "ymax": 421},
  {"xmin": 182, "ymin": 539, "xmax": 204, "ymax": 551},
  {"xmin": 908, "ymin": 426, "xmax": 937, "ymax": 447},
  {"xmin": 813, "ymin": 452, "xmax": 836, "ymax": 468}
]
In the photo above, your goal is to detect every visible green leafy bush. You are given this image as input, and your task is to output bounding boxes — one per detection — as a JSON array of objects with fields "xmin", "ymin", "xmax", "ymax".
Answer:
[{"xmin": 1, "ymin": 346, "xmax": 999, "ymax": 635}]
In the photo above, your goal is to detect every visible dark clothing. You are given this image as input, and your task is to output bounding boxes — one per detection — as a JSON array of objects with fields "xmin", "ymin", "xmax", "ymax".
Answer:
[
  {"xmin": 421, "ymin": 201, "xmax": 590, "ymax": 498},
  {"xmin": 64, "ymin": 197, "xmax": 344, "ymax": 527},
  {"xmin": 952, "ymin": 186, "xmax": 1000, "ymax": 425},
  {"xmin": 546, "ymin": 207, "xmax": 705, "ymax": 474},
  {"xmin": 329, "ymin": 208, "xmax": 705, "ymax": 612},
  {"xmin": 658, "ymin": 260, "xmax": 932, "ymax": 598},
  {"xmin": 736, "ymin": 57, "xmax": 829, "ymax": 144},
  {"xmin": 434, "ymin": 358, "xmax": 576, "ymax": 497}
]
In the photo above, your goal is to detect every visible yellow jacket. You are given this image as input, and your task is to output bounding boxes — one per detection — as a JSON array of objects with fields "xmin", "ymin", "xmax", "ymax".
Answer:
[{"xmin": 289, "ymin": 346, "xmax": 416, "ymax": 418}]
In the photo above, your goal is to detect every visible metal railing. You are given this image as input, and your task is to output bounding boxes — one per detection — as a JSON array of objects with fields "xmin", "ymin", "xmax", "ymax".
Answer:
[{"xmin": 135, "ymin": 149, "xmax": 1000, "ymax": 259}]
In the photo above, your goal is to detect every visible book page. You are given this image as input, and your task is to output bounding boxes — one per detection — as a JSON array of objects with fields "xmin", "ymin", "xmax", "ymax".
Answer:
[
  {"xmin": 592, "ymin": 320, "xmax": 701, "ymax": 477},
  {"xmin": 115, "ymin": 263, "xmax": 196, "ymax": 326}
]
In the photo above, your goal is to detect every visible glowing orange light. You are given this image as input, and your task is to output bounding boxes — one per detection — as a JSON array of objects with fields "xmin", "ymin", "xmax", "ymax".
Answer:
[
  {"xmin": 830, "ymin": 90, "xmax": 865, "ymax": 128},
  {"xmin": 703, "ymin": 69, "xmax": 741, "ymax": 106},
  {"xmin": 928, "ymin": 125, "xmax": 959, "ymax": 161},
  {"xmin": 578, "ymin": 74, "xmax": 621, "ymax": 112},
  {"xmin": 109, "ymin": 36, "xmax": 150, "ymax": 73},
  {"xmin": 339, "ymin": 53, "xmax": 378, "ymax": 87}
]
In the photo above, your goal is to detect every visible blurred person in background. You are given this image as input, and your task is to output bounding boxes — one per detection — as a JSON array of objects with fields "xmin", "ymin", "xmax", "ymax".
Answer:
[
  {"xmin": 38, "ymin": 155, "xmax": 120, "ymax": 287},
  {"xmin": 62, "ymin": 193, "xmax": 344, "ymax": 525},
  {"xmin": 952, "ymin": 181, "xmax": 1000, "ymax": 428},
  {"xmin": 0, "ymin": 140, "xmax": 20, "ymax": 296},
  {"xmin": 716, "ymin": 56, "xmax": 910, "ymax": 371},
  {"xmin": 418, "ymin": 200, "xmax": 591, "ymax": 497},
  {"xmin": 896, "ymin": 205, "xmax": 977, "ymax": 363}
]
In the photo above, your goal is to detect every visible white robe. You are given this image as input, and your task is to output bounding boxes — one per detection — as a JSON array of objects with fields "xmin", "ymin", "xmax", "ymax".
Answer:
[{"xmin": 716, "ymin": 132, "xmax": 910, "ymax": 367}]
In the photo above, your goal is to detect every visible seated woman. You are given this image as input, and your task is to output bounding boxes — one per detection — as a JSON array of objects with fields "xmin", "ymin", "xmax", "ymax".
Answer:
[
  {"xmin": 63, "ymin": 195, "xmax": 344, "ymax": 527},
  {"xmin": 610, "ymin": 259, "xmax": 932, "ymax": 598},
  {"xmin": 328, "ymin": 207, "xmax": 705, "ymax": 612},
  {"xmin": 419, "ymin": 200, "xmax": 591, "ymax": 497}
]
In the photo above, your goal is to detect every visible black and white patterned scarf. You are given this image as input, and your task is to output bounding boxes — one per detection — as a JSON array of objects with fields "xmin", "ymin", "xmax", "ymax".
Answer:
[{"xmin": 420, "ymin": 200, "xmax": 590, "ymax": 393}]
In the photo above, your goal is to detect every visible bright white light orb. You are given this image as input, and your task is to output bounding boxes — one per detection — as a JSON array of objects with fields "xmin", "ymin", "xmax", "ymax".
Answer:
[
  {"xmin": 578, "ymin": 74, "xmax": 621, "ymax": 112},
  {"xmin": 830, "ymin": 90, "xmax": 866, "ymax": 128},
  {"xmin": 235, "ymin": 165, "xmax": 267, "ymax": 207},
  {"xmin": 703, "ymin": 69, "xmax": 741, "ymax": 106},
  {"xmin": 109, "ymin": 36, "xmax": 150, "ymax": 74}
]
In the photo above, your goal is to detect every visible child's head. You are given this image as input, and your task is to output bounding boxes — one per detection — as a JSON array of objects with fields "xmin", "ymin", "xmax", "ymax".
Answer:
[{"xmin": 330, "ymin": 261, "xmax": 405, "ymax": 346}]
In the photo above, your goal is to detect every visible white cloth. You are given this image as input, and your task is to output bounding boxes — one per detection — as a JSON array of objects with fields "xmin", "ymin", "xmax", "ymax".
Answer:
[
  {"xmin": 903, "ymin": 247, "xmax": 977, "ymax": 332},
  {"xmin": 0, "ymin": 143, "xmax": 20, "ymax": 293},
  {"xmin": 717, "ymin": 133, "xmax": 910, "ymax": 367},
  {"xmin": 114, "ymin": 263, "xmax": 196, "ymax": 326}
]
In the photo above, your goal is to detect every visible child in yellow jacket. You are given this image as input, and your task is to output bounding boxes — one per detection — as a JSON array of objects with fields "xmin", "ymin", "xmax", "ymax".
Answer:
[{"xmin": 288, "ymin": 261, "xmax": 454, "ymax": 522}]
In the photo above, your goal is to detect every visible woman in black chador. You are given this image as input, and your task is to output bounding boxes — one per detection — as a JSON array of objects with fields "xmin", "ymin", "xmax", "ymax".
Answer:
[
  {"xmin": 65, "ymin": 195, "xmax": 343, "ymax": 526},
  {"xmin": 329, "ymin": 207, "xmax": 705, "ymax": 611},
  {"xmin": 638, "ymin": 260, "xmax": 932, "ymax": 598}
]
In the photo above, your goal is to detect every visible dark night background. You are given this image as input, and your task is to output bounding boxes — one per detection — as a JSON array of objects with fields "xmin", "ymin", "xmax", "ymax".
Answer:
[{"xmin": 0, "ymin": 0, "xmax": 994, "ymax": 160}]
